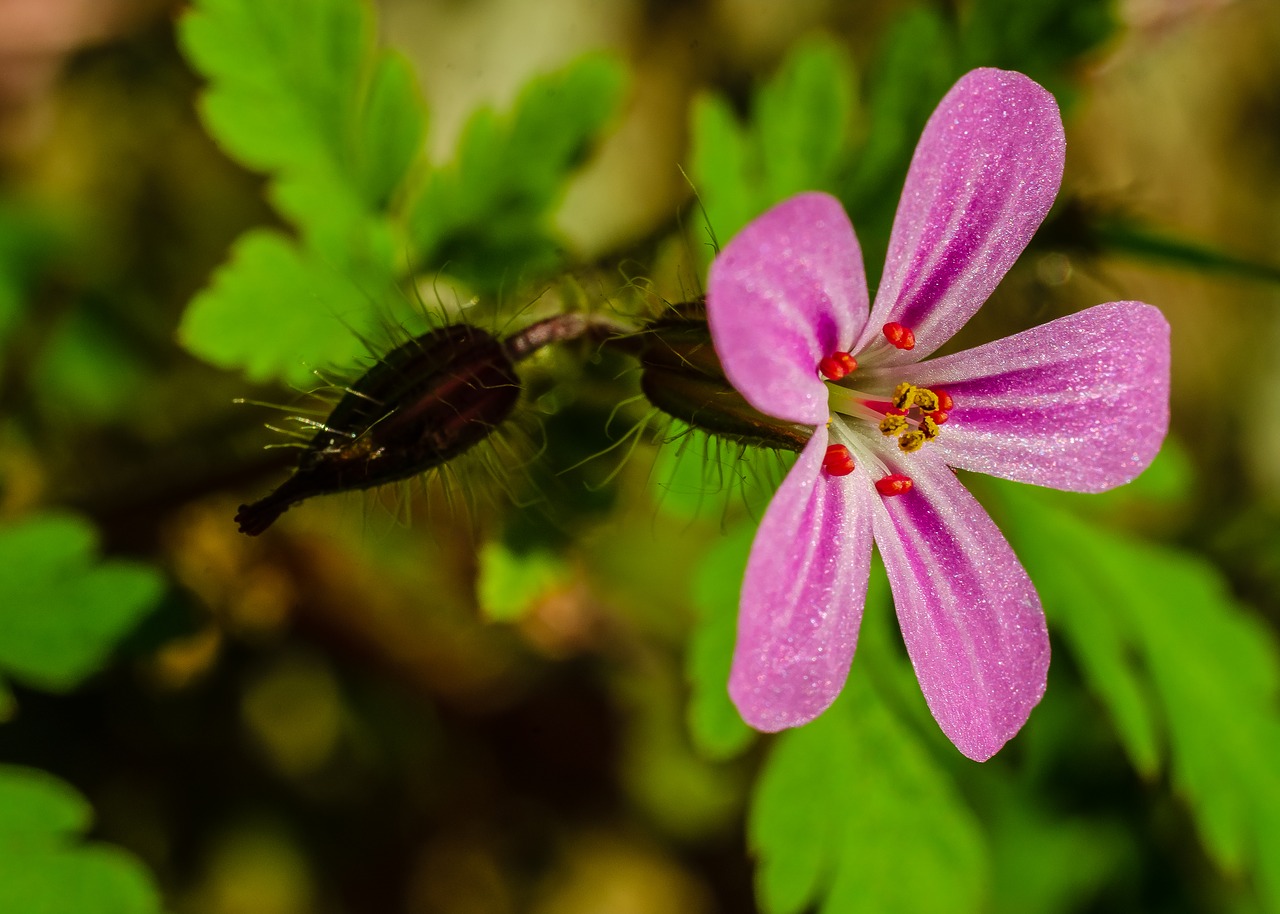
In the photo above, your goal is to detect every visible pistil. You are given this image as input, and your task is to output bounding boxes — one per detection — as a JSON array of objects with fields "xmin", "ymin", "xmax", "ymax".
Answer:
[{"xmin": 827, "ymin": 379, "xmax": 954, "ymax": 453}]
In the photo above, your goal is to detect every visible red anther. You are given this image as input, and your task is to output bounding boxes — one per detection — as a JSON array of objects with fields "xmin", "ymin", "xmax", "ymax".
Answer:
[
  {"xmin": 822, "ymin": 444, "xmax": 855, "ymax": 476},
  {"xmin": 928, "ymin": 410, "xmax": 949, "ymax": 425},
  {"xmin": 818, "ymin": 351, "xmax": 858, "ymax": 380},
  {"xmin": 884, "ymin": 407, "xmax": 908, "ymax": 417},
  {"xmin": 875, "ymin": 474, "xmax": 913, "ymax": 496},
  {"xmin": 934, "ymin": 389, "xmax": 954, "ymax": 411},
  {"xmin": 882, "ymin": 322, "xmax": 916, "ymax": 350}
]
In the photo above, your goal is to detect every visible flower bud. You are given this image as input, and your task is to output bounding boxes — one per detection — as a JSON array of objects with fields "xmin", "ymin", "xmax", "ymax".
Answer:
[
  {"xmin": 638, "ymin": 300, "xmax": 810, "ymax": 452},
  {"xmin": 236, "ymin": 324, "xmax": 521, "ymax": 535}
]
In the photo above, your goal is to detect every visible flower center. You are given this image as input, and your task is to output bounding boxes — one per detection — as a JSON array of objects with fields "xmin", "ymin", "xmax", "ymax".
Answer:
[
  {"xmin": 875, "ymin": 382, "xmax": 951, "ymax": 452},
  {"xmin": 814, "ymin": 343, "xmax": 955, "ymax": 494},
  {"xmin": 824, "ymin": 378, "xmax": 953, "ymax": 449}
]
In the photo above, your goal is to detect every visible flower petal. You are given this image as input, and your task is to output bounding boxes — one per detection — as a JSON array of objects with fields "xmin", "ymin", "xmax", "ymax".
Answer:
[
  {"xmin": 730, "ymin": 428, "xmax": 875, "ymax": 730},
  {"xmin": 708, "ymin": 192, "xmax": 870, "ymax": 425},
  {"xmin": 889, "ymin": 301, "xmax": 1170, "ymax": 492},
  {"xmin": 869, "ymin": 449, "xmax": 1048, "ymax": 761},
  {"xmin": 856, "ymin": 69, "xmax": 1065, "ymax": 365}
]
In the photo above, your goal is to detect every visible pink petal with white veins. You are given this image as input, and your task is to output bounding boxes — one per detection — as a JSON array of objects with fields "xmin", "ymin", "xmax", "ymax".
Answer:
[
  {"xmin": 869, "ymin": 448, "xmax": 1049, "ymax": 761},
  {"xmin": 888, "ymin": 301, "xmax": 1170, "ymax": 492},
  {"xmin": 708, "ymin": 192, "xmax": 870, "ymax": 425},
  {"xmin": 857, "ymin": 69, "xmax": 1065, "ymax": 365},
  {"xmin": 730, "ymin": 428, "xmax": 875, "ymax": 730}
]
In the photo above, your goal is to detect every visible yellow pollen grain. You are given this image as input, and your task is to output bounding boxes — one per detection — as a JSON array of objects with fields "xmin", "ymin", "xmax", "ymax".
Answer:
[
  {"xmin": 898, "ymin": 430, "xmax": 926, "ymax": 452},
  {"xmin": 891, "ymin": 382, "xmax": 915, "ymax": 410},
  {"xmin": 879, "ymin": 415, "xmax": 909, "ymax": 436},
  {"xmin": 913, "ymin": 388, "xmax": 939, "ymax": 412},
  {"xmin": 920, "ymin": 416, "xmax": 940, "ymax": 440}
]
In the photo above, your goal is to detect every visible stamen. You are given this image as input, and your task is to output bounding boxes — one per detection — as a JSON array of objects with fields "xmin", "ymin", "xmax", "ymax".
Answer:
[
  {"xmin": 913, "ymin": 388, "xmax": 939, "ymax": 412},
  {"xmin": 875, "ymin": 474, "xmax": 913, "ymax": 496},
  {"xmin": 822, "ymin": 444, "xmax": 856, "ymax": 476},
  {"xmin": 928, "ymin": 409, "xmax": 948, "ymax": 425},
  {"xmin": 898, "ymin": 430, "xmax": 926, "ymax": 452},
  {"xmin": 818, "ymin": 351, "xmax": 858, "ymax": 380},
  {"xmin": 883, "ymin": 322, "xmax": 915, "ymax": 350},
  {"xmin": 891, "ymin": 382, "xmax": 916, "ymax": 410},
  {"xmin": 934, "ymin": 389, "xmax": 954, "ymax": 412},
  {"xmin": 920, "ymin": 416, "xmax": 940, "ymax": 440},
  {"xmin": 879, "ymin": 414, "xmax": 909, "ymax": 436}
]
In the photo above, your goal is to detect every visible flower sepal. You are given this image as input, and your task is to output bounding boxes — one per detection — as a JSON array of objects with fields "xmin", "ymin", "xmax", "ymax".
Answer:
[{"xmin": 640, "ymin": 302, "xmax": 811, "ymax": 452}]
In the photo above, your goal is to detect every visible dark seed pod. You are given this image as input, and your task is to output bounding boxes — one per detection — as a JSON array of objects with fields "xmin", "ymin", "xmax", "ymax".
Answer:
[
  {"xmin": 236, "ymin": 324, "xmax": 521, "ymax": 535},
  {"xmin": 639, "ymin": 300, "xmax": 810, "ymax": 452}
]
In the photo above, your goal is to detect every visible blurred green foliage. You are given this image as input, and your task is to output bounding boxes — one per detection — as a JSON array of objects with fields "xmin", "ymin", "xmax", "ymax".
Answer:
[
  {"xmin": 0, "ymin": 513, "xmax": 164, "ymax": 909},
  {"xmin": 178, "ymin": 0, "xmax": 623, "ymax": 387},
  {"xmin": 748, "ymin": 637, "xmax": 988, "ymax": 914},
  {"xmin": 992, "ymin": 480, "xmax": 1280, "ymax": 911},
  {"xmin": 178, "ymin": 0, "xmax": 404, "ymax": 385},
  {"xmin": 0, "ymin": 513, "xmax": 162, "ymax": 699},
  {"xmin": 691, "ymin": 37, "xmax": 857, "ymax": 256},
  {"xmin": 686, "ymin": 524, "xmax": 755, "ymax": 760},
  {"xmin": 407, "ymin": 54, "xmax": 625, "ymax": 285},
  {"xmin": 959, "ymin": 0, "xmax": 1115, "ymax": 91},
  {"xmin": 0, "ymin": 204, "xmax": 62, "ymax": 366},
  {"xmin": 476, "ymin": 540, "xmax": 573, "ymax": 622},
  {"xmin": 0, "ymin": 766, "xmax": 162, "ymax": 914}
]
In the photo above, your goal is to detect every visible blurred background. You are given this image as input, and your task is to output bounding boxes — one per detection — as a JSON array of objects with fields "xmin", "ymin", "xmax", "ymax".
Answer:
[{"xmin": 1, "ymin": 0, "xmax": 1280, "ymax": 912}]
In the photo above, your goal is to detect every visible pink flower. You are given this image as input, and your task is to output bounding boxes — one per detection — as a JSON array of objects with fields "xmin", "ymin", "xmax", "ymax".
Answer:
[{"xmin": 706, "ymin": 68, "xmax": 1170, "ymax": 761}]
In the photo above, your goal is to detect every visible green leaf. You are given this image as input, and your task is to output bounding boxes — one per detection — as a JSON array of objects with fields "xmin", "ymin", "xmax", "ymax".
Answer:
[
  {"xmin": 989, "ymin": 481, "xmax": 1280, "ymax": 909},
  {"xmin": 180, "ymin": 0, "xmax": 370, "ymax": 189},
  {"xmin": 178, "ymin": 229, "xmax": 393, "ymax": 387},
  {"xmin": 0, "ymin": 201, "xmax": 64, "ymax": 364},
  {"xmin": 960, "ymin": 0, "xmax": 1115, "ymax": 94},
  {"xmin": 749, "ymin": 675, "xmax": 989, "ymax": 914},
  {"xmin": 750, "ymin": 711, "xmax": 847, "ymax": 914},
  {"xmin": 0, "ymin": 766, "xmax": 91, "ymax": 844},
  {"xmin": 408, "ymin": 53, "xmax": 625, "ymax": 290},
  {"xmin": 615, "ymin": 658, "xmax": 746, "ymax": 842},
  {"xmin": 269, "ymin": 166, "xmax": 399, "ymax": 271},
  {"xmin": 33, "ymin": 309, "xmax": 148, "ymax": 423},
  {"xmin": 0, "ymin": 513, "xmax": 164, "ymax": 693},
  {"xmin": 476, "ymin": 541, "xmax": 572, "ymax": 623},
  {"xmin": 686, "ymin": 524, "xmax": 756, "ymax": 760},
  {"xmin": 988, "ymin": 795, "xmax": 1134, "ymax": 914},
  {"xmin": 178, "ymin": 0, "xmax": 414, "ymax": 382},
  {"xmin": 356, "ymin": 50, "xmax": 428, "ymax": 210},
  {"xmin": 688, "ymin": 93, "xmax": 754, "ymax": 256},
  {"xmin": 753, "ymin": 37, "xmax": 856, "ymax": 204},
  {"xmin": 991, "ymin": 490, "xmax": 1163, "ymax": 776},
  {"xmin": 651, "ymin": 424, "xmax": 791, "ymax": 523},
  {"xmin": 689, "ymin": 37, "xmax": 857, "ymax": 262},
  {"xmin": 841, "ymin": 6, "xmax": 958, "ymax": 274},
  {"xmin": 0, "ymin": 766, "xmax": 163, "ymax": 913}
]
